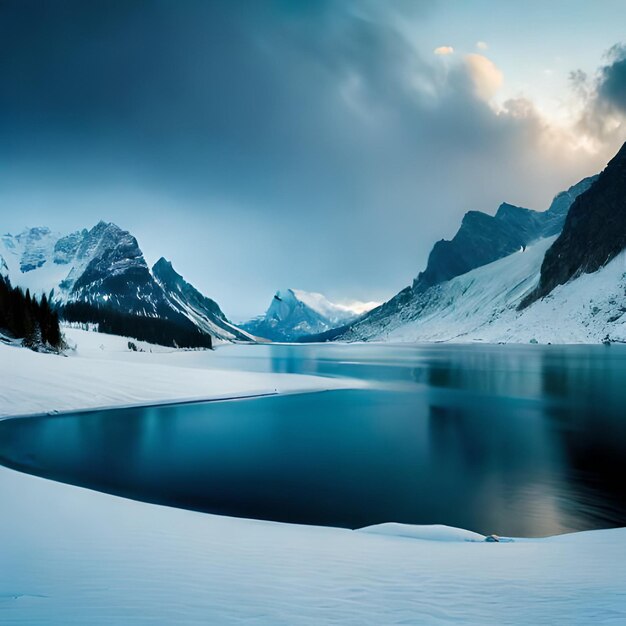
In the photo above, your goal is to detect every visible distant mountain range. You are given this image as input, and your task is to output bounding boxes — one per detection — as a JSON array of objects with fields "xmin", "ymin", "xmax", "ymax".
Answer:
[
  {"xmin": 320, "ymin": 142, "xmax": 626, "ymax": 344},
  {"xmin": 0, "ymin": 221, "xmax": 253, "ymax": 347},
  {"xmin": 0, "ymin": 221, "xmax": 375, "ymax": 346},
  {"xmin": 241, "ymin": 288, "xmax": 377, "ymax": 342}
]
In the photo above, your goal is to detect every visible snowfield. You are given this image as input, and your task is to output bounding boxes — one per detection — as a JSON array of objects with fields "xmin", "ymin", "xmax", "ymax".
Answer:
[
  {"xmin": 0, "ymin": 465, "xmax": 625, "ymax": 625},
  {"xmin": 0, "ymin": 328, "xmax": 363, "ymax": 418}
]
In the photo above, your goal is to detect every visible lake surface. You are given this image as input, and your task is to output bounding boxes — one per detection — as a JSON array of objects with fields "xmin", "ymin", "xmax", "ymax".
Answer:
[{"xmin": 1, "ymin": 343, "xmax": 626, "ymax": 536}]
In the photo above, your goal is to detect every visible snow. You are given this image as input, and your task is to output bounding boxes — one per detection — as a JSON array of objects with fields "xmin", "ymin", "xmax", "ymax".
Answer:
[
  {"xmin": 358, "ymin": 523, "xmax": 487, "ymax": 542},
  {"xmin": 346, "ymin": 236, "xmax": 626, "ymax": 344},
  {"xmin": 0, "ymin": 328, "xmax": 363, "ymax": 419},
  {"xmin": 163, "ymin": 288, "xmax": 256, "ymax": 342},
  {"xmin": 0, "ymin": 228, "xmax": 70, "ymax": 297},
  {"xmin": 1, "ymin": 329, "xmax": 625, "ymax": 623},
  {"xmin": 0, "ymin": 466, "xmax": 624, "ymax": 624}
]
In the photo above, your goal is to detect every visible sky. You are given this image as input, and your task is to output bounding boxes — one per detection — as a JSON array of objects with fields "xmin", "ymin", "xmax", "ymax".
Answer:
[{"xmin": 1, "ymin": 0, "xmax": 626, "ymax": 320}]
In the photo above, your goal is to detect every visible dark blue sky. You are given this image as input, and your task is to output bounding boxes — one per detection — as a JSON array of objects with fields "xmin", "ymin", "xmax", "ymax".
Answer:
[{"xmin": 1, "ymin": 0, "xmax": 625, "ymax": 319}]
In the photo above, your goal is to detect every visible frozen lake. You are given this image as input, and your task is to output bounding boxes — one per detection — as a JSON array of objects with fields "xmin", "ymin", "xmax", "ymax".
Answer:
[{"xmin": 1, "ymin": 343, "xmax": 625, "ymax": 536}]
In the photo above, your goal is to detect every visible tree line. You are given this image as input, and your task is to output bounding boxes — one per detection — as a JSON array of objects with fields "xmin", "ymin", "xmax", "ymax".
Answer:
[
  {"xmin": 61, "ymin": 301, "xmax": 212, "ymax": 349},
  {"xmin": 0, "ymin": 275, "xmax": 63, "ymax": 350}
]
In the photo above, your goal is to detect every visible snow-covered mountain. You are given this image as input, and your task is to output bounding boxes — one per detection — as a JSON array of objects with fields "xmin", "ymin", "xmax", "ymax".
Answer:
[
  {"xmin": 331, "ymin": 147, "xmax": 626, "ymax": 344},
  {"xmin": 336, "ymin": 234, "xmax": 626, "ymax": 344},
  {"xmin": 242, "ymin": 288, "xmax": 378, "ymax": 342},
  {"xmin": 413, "ymin": 176, "xmax": 596, "ymax": 293},
  {"xmin": 153, "ymin": 257, "xmax": 254, "ymax": 342},
  {"xmin": 0, "ymin": 221, "xmax": 251, "ymax": 344}
]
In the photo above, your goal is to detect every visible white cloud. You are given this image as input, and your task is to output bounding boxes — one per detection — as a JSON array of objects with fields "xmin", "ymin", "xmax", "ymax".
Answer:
[
  {"xmin": 476, "ymin": 41, "xmax": 488, "ymax": 50},
  {"xmin": 464, "ymin": 53, "xmax": 503, "ymax": 100},
  {"xmin": 434, "ymin": 46, "xmax": 454, "ymax": 56}
]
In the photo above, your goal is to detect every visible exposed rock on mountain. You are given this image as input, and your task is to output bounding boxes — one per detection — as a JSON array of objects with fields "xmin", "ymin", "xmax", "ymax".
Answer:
[
  {"xmin": 413, "ymin": 177, "xmax": 597, "ymax": 294},
  {"xmin": 522, "ymin": 143, "xmax": 626, "ymax": 308}
]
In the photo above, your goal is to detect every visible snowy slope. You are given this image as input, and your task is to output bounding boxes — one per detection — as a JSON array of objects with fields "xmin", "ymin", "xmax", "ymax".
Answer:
[
  {"xmin": 341, "ymin": 237, "xmax": 552, "ymax": 342},
  {"xmin": 332, "ymin": 172, "xmax": 610, "ymax": 345},
  {"xmin": 339, "ymin": 235, "xmax": 626, "ymax": 344},
  {"xmin": 413, "ymin": 176, "xmax": 596, "ymax": 293},
  {"xmin": 243, "ymin": 288, "xmax": 378, "ymax": 342},
  {"xmin": 334, "ymin": 153, "xmax": 626, "ymax": 345}
]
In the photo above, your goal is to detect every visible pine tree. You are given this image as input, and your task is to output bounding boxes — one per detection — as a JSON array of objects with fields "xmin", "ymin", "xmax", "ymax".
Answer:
[{"xmin": 0, "ymin": 275, "xmax": 63, "ymax": 351}]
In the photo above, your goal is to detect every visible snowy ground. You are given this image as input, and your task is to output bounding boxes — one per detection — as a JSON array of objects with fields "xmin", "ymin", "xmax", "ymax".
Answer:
[
  {"xmin": 1, "ymin": 465, "xmax": 625, "ymax": 625},
  {"xmin": 0, "ymin": 328, "xmax": 362, "ymax": 418},
  {"xmin": 1, "ymin": 329, "xmax": 625, "ymax": 623}
]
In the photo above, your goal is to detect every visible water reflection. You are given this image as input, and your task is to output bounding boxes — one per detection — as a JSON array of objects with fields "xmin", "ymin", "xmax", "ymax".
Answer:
[{"xmin": 1, "ymin": 344, "xmax": 625, "ymax": 536}]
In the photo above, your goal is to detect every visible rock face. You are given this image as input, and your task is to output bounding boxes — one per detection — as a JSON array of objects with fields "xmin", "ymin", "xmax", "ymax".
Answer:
[
  {"xmin": 540, "ymin": 176, "xmax": 598, "ymax": 237},
  {"xmin": 242, "ymin": 288, "xmax": 369, "ymax": 342},
  {"xmin": 0, "ymin": 221, "xmax": 251, "ymax": 344},
  {"xmin": 66, "ymin": 222, "xmax": 170, "ymax": 316},
  {"xmin": 413, "ymin": 177, "xmax": 596, "ymax": 293},
  {"xmin": 522, "ymin": 143, "xmax": 626, "ymax": 308}
]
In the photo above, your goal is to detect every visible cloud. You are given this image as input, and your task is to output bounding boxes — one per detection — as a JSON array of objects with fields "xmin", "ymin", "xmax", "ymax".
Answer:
[
  {"xmin": 434, "ymin": 45, "xmax": 454, "ymax": 55},
  {"xmin": 571, "ymin": 44, "xmax": 626, "ymax": 148},
  {"xmin": 597, "ymin": 44, "xmax": 626, "ymax": 113},
  {"xmin": 476, "ymin": 41, "xmax": 488, "ymax": 50},
  {"xmin": 464, "ymin": 53, "xmax": 503, "ymax": 100},
  {"xmin": 0, "ymin": 0, "xmax": 616, "ymax": 318}
]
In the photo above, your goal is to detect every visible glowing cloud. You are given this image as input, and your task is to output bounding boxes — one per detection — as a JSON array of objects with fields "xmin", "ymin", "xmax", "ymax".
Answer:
[
  {"xmin": 476, "ymin": 41, "xmax": 488, "ymax": 50},
  {"xmin": 434, "ymin": 46, "xmax": 454, "ymax": 56},
  {"xmin": 464, "ymin": 53, "xmax": 504, "ymax": 100}
]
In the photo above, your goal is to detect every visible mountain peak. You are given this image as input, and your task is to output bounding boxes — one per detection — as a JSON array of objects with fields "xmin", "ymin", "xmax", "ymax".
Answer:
[
  {"xmin": 495, "ymin": 202, "xmax": 529, "ymax": 218},
  {"xmin": 242, "ymin": 288, "xmax": 375, "ymax": 342},
  {"xmin": 152, "ymin": 257, "xmax": 184, "ymax": 288},
  {"xmin": 153, "ymin": 257, "xmax": 174, "ymax": 273},
  {"xmin": 153, "ymin": 256, "xmax": 252, "ymax": 341}
]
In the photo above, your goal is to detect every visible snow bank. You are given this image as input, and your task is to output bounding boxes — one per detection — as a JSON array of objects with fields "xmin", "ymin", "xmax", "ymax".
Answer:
[
  {"xmin": 0, "ymin": 329, "xmax": 363, "ymax": 419},
  {"xmin": 358, "ymin": 523, "xmax": 486, "ymax": 542},
  {"xmin": 0, "ymin": 466, "xmax": 624, "ymax": 624}
]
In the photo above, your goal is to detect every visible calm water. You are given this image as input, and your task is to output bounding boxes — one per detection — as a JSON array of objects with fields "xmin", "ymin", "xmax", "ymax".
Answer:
[{"xmin": 1, "ymin": 343, "xmax": 626, "ymax": 536}]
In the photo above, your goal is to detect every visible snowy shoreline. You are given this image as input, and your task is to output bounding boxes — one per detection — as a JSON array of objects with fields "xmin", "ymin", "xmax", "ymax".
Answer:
[
  {"xmin": 0, "ymin": 389, "xmax": 325, "ymax": 422},
  {"xmin": 1, "ymin": 463, "xmax": 624, "ymax": 625},
  {"xmin": 0, "ymin": 328, "xmax": 364, "ymax": 420}
]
